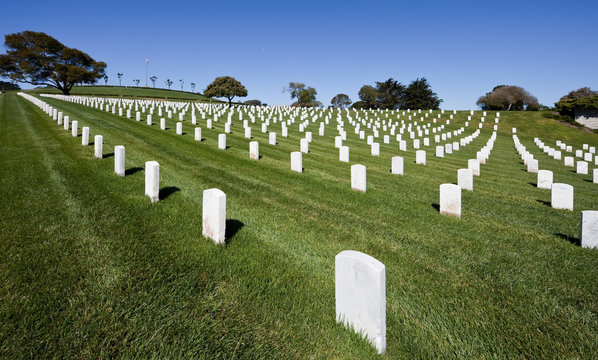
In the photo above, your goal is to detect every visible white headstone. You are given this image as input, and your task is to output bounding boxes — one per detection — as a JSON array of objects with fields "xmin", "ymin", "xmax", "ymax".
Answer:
[
  {"xmin": 551, "ymin": 183, "xmax": 574, "ymax": 211},
  {"xmin": 269, "ymin": 132, "xmax": 276, "ymax": 145},
  {"xmin": 435, "ymin": 145, "xmax": 444, "ymax": 158},
  {"xmin": 576, "ymin": 161, "xmax": 588, "ymax": 174},
  {"xmin": 291, "ymin": 151, "xmax": 302, "ymax": 173},
  {"xmin": 594, "ymin": 168, "xmax": 598, "ymax": 184},
  {"xmin": 63, "ymin": 116, "xmax": 69, "ymax": 131},
  {"xmin": 147, "ymin": 114, "xmax": 152, "ymax": 126},
  {"xmin": 145, "ymin": 161, "xmax": 160, "ymax": 203},
  {"xmin": 82, "ymin": 127, "xmax": 90, "ymax": 146},
  {"xmin": 176, "ymin": 122, "xmax": 183, "ymax": 135},
  {"xmin": 218, "ymin": 134, "xmax": 226, "ymax": 150},
  {"xmin": 335, "ymin": 250, "xmax": 386, "ymax": 354},
  {"xmin": 94, "ymin": 135, "xmax": 103, "ymax": 159},
  {"xmin": 440, "ymin": 184, "xmax": 461, "ymax": 218},
  {"xmin": 527, "ymin": 159, "xmax": 538, "ymax": 173},
  {"xmin": 371, "ymin": 143, "xmax": 380, "ymax": 156},
  {"xmin": 114, "ymin": 145, "xmax": 125, "ymax": 177},
  {"xmin": 468, "ymin": 159, "xmax": 480, "ymax": 176},
  {"xmin": 457, "ymin": 169, "xmax": 473, "ymax": 191},
  {"xmin": 300, "ymin": 138, "xmax": 309, "ymax": 153},
  {"xmin": 391, "ymin": 156, "xmax": 404, "ymax": 175},
  {"xmin": 195, "ymin": 127, "xmax": 201, "ymax": 141},
  {"xmin": 245, "ymin": 127, "xmax": 252, "ymax": 139},
  {"xmin": 537, "ymin": 170, "xmax": 553, "ymax": 189},
  {"xmin": 416, "ymin": 150, "xmax": 426, "ymax": 165},
  {"xmin": 202, "ymin": 188, "xmax": 226, "ymax": 244},
  {"xmin": 71, "ymin": 120, "xmax": 78, "ymax": 137},
  {"xmin": 581, "ymin": 211, "xmax": 598, "ymax": 249},
  {"xmin": 339, "ymin": 146, "xmax": 349, "ymax": 163},
  {"xmin": 249, "ymin": 141, "xmax": 259, "ymax": 160},
  {"xmin": 160, "ymin": 118, "xmax": 166, "ymax": 130},
  {"xmin": 351, "ymin": 164, "xmax": 366, "ymax": 192}
]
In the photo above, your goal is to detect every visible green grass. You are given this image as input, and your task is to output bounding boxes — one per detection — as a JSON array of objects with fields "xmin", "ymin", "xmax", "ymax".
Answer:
[
  {"xmin": 1, "ymin": 92, "xmax": 598, "ymax": 359},
  {"xmin": 24, "ymin": 85, "xmax": 219, "ymax": 102}
]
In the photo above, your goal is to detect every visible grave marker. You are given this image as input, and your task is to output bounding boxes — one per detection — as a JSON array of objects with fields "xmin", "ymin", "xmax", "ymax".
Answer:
[
  {"xmin": 114, "ymin": 145, "xmax": 125, "ymax": 176},
  {"xmin": 145, "ymin": 161, "xmax": 160, "ymax": 202},
  {"xmin": 581, "ymin": 211, "xmax": 598, "ymax": 249},
  {"xmin": 551, "ymin": 183, "xmax": 574, "ymax": 211},
  {"xmin": 202, "ymin": 188, "xmax": 226, "ymax": 244},
  {"xmin": 351, "ymin": 164, "xmax": 366, "ymax": 192},
  {"xmin": 440, "ymin": 184, "xmax": 461, "ymax": 218},
  {"xmin": 335, "ymin": 250, "xmax": 386, "ymax": 354}
]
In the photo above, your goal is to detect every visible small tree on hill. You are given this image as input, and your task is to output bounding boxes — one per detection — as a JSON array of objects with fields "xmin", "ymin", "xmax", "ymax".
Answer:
[
  {"xmin": 150, "ymin": 76, "xmax": 157, "ymax": 88},
  {"xmin": 476, "ymin": 85, "xmax": 539, "ymax": 111},
  {"xmin": 331, "ymin": 93, "xmax": 352, "ymax": 109},
  {"xmin": 103, "ymin": 75, "xmax": 108, "ymax": 85},
  {"xmin": 190, "ymin": 82, "xmax": 196, "ymax": 92},
  {"xmin": 204, "ymin": 76, "xmax": 248, "ymax": 105},
  {"xmin": 0, "ymin": 31, "xmax": 106, "ymax": 95},
  {"xmin": 117, "ymin": 73, "xmax": 123, "ymax": 86},
  {"xmin": 133, "ymin": 79, "xmax": 140, "ymax": 87},
  {"xmin": 375, "ymin": 78, "xmax": 406, "ymax": 109},
  {"xmin": 164, "ymin": 79, "xmax": 173, "ymax": 89},
  {"xmin": 179, "ymin": 79, "xmax": 184, "ymax": 91}
]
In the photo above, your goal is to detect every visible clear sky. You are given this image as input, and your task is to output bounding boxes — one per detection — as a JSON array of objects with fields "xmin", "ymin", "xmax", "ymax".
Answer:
[{"xmin": 2, "ymin": 0, "xmax": 597, "ymax": 109}]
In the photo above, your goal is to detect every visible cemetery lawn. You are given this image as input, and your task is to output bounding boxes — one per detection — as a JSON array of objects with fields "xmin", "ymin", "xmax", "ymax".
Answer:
[{"xmin": 1, "ymin": 92, "xmax": 598, "ymax": 359}]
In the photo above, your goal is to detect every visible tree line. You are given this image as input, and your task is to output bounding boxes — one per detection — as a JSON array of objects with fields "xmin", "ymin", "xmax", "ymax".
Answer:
[{"xmin": 1, "ymin": 31, "xmax": 596, "ymax": 114}]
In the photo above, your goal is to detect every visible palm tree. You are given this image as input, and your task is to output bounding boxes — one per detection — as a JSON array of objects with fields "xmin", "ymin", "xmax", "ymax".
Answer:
[
  {"xmin": 103, "ymin": 75, "xmax": 108, "ymax": 85},
  {"xmin": 179, "ymin": 79, "xmax": 184, "ymax": 91},
  {"xmin": 165, "ymin": 79, "xmax": 173, "ymax": 90},
  {"xmin": 133, "ymin": 79, "xmax": 140, "ymax": 87},
  {"xmin": 190, "ymin": 82, "xmax": 196, "ymax": 93},
  {"xmin": 117, "ymin": 73, "xmax": 123, "ymax": 86},
  {"xmin": 150, "ymin": 76, "xmax": 158, "ymax": 88}
]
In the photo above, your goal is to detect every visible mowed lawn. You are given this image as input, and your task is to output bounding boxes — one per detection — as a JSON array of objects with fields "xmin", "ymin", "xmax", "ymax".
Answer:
[{"xmin": 1, "ymin": 92, "xmax": 597, "ymax": 359}]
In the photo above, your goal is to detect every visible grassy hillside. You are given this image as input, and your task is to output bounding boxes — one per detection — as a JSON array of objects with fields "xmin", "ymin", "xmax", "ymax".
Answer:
[
  {"xmin": 25, "ymin": 85, "xmax": 220, "ymax": 102},
  {"xmin": 1, "ymin": 93, "xmax": 597, "ymax": 358}
]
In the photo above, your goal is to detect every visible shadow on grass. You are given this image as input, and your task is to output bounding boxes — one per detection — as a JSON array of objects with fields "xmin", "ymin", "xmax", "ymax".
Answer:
[
  {"xmin": 583, "ymin": 179, "xmax": 595, "ymax": 183},
  {"xmin": 125, "ymin": 167, "xmax": 143, "ymax": 176},
  {"xmin": 555, "ymin": 233, "xmax": 580, "ymax": 246},
  {"xmin": 528, "ymin": 182, "xmax": 537, "ymax": 187},
  {"xmin": 104, "ymin": 152, "xmax": 114, "ymax": 158},
  {"xmin": 431, "ymin": 203, "xmax": 440, "ymax": 212},
  {"xmin": 159, "ymin": 186, "xmax": 180, "ymax": 200},
  {"xmin": 225, "ymin": 219, "xmax": 245, "ymax": 244},
  {"xmin": 536, "ymin": 199, "xmax": 551, "ymax": 207}
]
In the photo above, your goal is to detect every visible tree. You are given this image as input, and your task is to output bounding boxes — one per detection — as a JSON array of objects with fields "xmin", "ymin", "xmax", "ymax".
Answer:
[
  {"xmin": 179, "ymin": 79, "xmax": 184, "ymax": 91},
  {"xmin": 164, "ymin": 79, "xmax": 173, "ymax": 89},
  {"xmin": 476, "ymin": 85, "xmax": 539, "ymax": 111},
  {"xmin": 133, "ymin": 79, "xmax": 140, "ymax": 87},
  {"xmin": 357, "ymin": 85, "xmax": 378, "ymax": 109},
  {"xmin": 0, "ymin": 80, "xmax": 20, "ymax": 90},
  {"xmin": 117, "ymin": 73, "xmax": 123, "ymax": 86},
  {"xmin": 402, "ymin": 78, "xmax": 442, "ymax": 110},
  {"xmin": 150, "ymin": 76, "xmax": 157, "ymax": 88},
  {"xmin": 0, "ymin": 31, "xmax": 106, "ymax": 95},
  {"xmin": 555, "ymin": 87, "xmax": 598, "ymax": 117},
  {"xmin": 103, "ymin": 75, "xmax": 108, "ymax": 85},
  {"xmin": 204, "ymin": 76, "xmax": 248, "ymax": 105},
  {"xmin": 559, "ymin": 87, "xmax": 598, "ymax": 101},
  {"xmin": 284, "ymin": 82, "xmax": 321, "ymax": 107},
  {"xmin": 331, "ymin": 93, "xmax": 352, "ymax": 109},
  {"xmin": 190, "ymin": 82, "xmax": 196, "ymax": 92},
  {"xmin": 374, "ymin": 78, "xmax": 406, "ymax": 109}
]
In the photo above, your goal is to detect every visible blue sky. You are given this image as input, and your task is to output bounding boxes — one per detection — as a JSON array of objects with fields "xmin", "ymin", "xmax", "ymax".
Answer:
[{"xmin": 2, "ymin": 0, "xmax": 597, "ymax": 109}]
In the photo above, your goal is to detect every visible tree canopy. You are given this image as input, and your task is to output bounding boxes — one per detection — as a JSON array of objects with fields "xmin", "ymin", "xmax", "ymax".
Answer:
[
  {"xmin": 402, "ymin": 78, "xmax": 442, "ymax": 110},
  {"xmin": 285, "ymin": 82, "xmax": 321, "ymax": 107},
  {"xmin": 555, "ymin": 87, "xmax": 598, "ymax": 116},
  {"xmin": 330, "ymin": 93, "xmax": 352, "ymax": 109},
  {"xmin": 352, "ymin": 78, "xmax": 442, "ymax": 110},
  {"xmin": 476, "ymin": 85, "xmax": 539, "ymax": 111},
  {"xmin": 204, "ymin": 76, "xmax": 248, "ymax": 105},
  {"xmin": 0, "ymin": 31, "xmax": 106, "ymax": 95}
]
